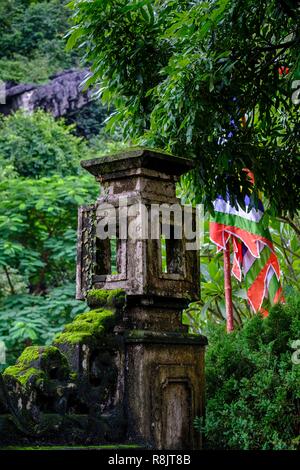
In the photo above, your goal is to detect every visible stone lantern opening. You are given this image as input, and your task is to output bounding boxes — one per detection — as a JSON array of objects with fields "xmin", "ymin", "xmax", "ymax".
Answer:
[{"xmin": 95, "ymin": 232, "xmax": 120, "ymax": 276}]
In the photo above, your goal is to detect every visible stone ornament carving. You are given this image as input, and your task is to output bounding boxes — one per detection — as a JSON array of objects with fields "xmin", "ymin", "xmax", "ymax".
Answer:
[{"xmin": 76, "ymin": 205, "xmax": 96, "ymax": 299}]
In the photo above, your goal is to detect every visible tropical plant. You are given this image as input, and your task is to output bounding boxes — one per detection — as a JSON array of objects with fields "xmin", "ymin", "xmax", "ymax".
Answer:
[
  {"xmin": 66, "ymin": 100, "xmax": 108, "ymax": 139},
  {"xmin": 0, "ymin": 175, "xmax": 98, "ymax": 295},
  {"xmin": 195, "ymin": 291, "xmax": 300, "ymax": 449},
  {"xmin": 183, "ymin": 215, "xmax": 300, "ymax": 333},
  {"xmin": 270, "ymin": 215, "xmax": 300, "ymax": 291},
  {"xmin": 0, "ymin": 283, "xmax": 88, "ymax": 370}
]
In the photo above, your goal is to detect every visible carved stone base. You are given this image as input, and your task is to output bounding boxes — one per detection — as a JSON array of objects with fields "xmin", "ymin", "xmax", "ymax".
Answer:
[{"xmin": 125, "ymin": 331, "xmax": 207, "ymax": 449}]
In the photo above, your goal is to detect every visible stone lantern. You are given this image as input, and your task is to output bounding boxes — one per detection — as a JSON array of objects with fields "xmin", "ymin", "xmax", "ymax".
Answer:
[{"xmin": 77, "ymin": 148, "xmax": 207, "ymax": 450}]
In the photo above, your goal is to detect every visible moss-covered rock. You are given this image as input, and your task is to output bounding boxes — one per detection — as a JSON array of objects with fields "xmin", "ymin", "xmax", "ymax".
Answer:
[
  {"xmin": 3, "ymin": 346, "xmax": 70, "ymax": 387},
  {"xmin": 53, "ymin": 308, "xmax": 117, "ymax": 345},
  {"xmin": 70, "ymin": 372, "xmax": 78, "ymax": 381},
  {"xmin": 3, "ymin": 366, "xmax": 46, "ymax": 388},
  {"xmin": 17, "ymin": 347, "xmax": 40, "ymax": 364}
]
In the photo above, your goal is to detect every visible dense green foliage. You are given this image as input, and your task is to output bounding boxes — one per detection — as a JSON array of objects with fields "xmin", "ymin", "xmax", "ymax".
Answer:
[
  {"xmin": 69, "ymin": 0, "xmax": 300, "ymax": 216},
  {"xmin": 0, "ymin": 170, "xmax": 98, "ymax": 365},
  {"xmin": 196, "ymin": 292, "xmax": 300, "ymax": 449},
  {"xmin": 0, "ymin": 110, "xmax": 87, "ymax": 178},
  {"xmin": 0, "ymin": 109, "xmax": 99, "ymax": 366},
  {"xmin": 0, "ymin": 0, "xmax": 116, "ymax": 369},
  {"xmin": 66, "ymin": 100, "xmax": 108, "ymax": 139},
  {"xmin": 0, "ymin": 0, "xmax": 78, "ymax": 83},
  {"xmin": 0, "ymin": 284, "xmax": 87, "ymax": 369},
  {"xmin": 0, "ymin": 174, "xmax": 97, "ymax": 294},
  {"xmin": 0, "ymin": 0, "xmax": 299, "ymax": 451}
]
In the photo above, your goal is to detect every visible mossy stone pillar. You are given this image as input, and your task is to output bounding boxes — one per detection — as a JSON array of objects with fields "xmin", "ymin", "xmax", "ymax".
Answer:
[{"xmin": 78, "ymin": 148, "xmax": 207, "ymax": 449}]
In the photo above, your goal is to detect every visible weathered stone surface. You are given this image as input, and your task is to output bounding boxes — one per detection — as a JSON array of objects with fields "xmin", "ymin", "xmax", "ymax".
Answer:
[
  {"xmin": 0, "ymin": 69, "xmax": 92, "ymax": 117},
  {"xmin": 81, "ymin": 148, "xmax": 195, "ymax": 179},
  {"xmin": 77, "ymin": 149, "xmax": 207, "ymax": 449},
  {"xmin": 125, "ymin": 335, "xmax": 206, "ymax": 449}
]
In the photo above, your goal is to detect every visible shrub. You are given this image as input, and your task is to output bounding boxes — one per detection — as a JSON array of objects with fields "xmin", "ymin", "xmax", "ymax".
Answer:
[
  {"xmin": 0, "ymin": 110, "xmax": 86, "ymax": 178},
  {"xmin": 197, "ymin": 292, "xmax": 300, "ymax": 450},
  {"xmin": 0, "ymin": 283, "xmax": 88, "ymax": 369}
]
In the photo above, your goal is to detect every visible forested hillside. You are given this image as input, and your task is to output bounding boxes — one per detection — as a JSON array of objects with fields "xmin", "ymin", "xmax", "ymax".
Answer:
[{"xmin": 0, "ymin": 0, "xmax": 77, "ymax": 83}]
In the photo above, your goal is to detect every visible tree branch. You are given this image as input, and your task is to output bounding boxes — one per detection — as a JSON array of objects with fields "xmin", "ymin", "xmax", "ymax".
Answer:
[
  {"xmin": 277, "ymin": 216, "xmax": 300, "ymax": 240},
  {"xmin": 254, "ymin": 38, "xmax": 299, "ymax": 52},
  {"xmin": 3, "ymin": 266, "xmax": 15, "ymax": 295}
]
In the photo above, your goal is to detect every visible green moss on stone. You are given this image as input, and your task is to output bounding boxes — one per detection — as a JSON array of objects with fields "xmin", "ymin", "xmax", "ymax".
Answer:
[
  {"xmin": 86, "ymin": 288, "xmax": 125, "ymax": 308},
  {"xmin": 39, "ymin": 346, "xmax": 61, "ymax": 360},
  {"xmin": 3, "ymin": 366, "xmax": 46, "ymax": 387},
  {"xmin": 13, "ymin": 346, "xmax": 65, "ymax": 368},
  {"xmin": 3, "ymin": 345, "xmax": 70, "ymax": 387},
  {"xmin": 17, "ymin": 346, "xmax": 40, "ymax": 366},
  {"xmin": 54, "ymin": 331, "xmax": 91, "ymax": 345},
  {"xmin": 70, "ymin": 372, "xmax": 78, "ymax": 381},
  {"xmin": 54, "ymin": 308, "xmax": 116, "ymax": 345},
  {"xmin": 38, "ymin": 346, "xmax": 70, "ymax": 379}
]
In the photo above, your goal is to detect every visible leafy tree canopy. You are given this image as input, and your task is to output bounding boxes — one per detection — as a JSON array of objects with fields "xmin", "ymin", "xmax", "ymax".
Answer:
[
  {"xmin": 0, "ymin": 110, "xmax": 87, "ymax": 178},
  {"xmin": 68, "ymin": 0, "xmax": 300, "ymax": 215},
  {"xmin": 0, "ymin": 0, "xmax": 78, "ymax": 83}
]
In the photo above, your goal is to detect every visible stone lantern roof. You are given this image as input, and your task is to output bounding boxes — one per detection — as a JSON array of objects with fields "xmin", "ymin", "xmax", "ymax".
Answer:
[{"xmin": 80, "ymin": 147, "xmax": 195, "ymax": 181}]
